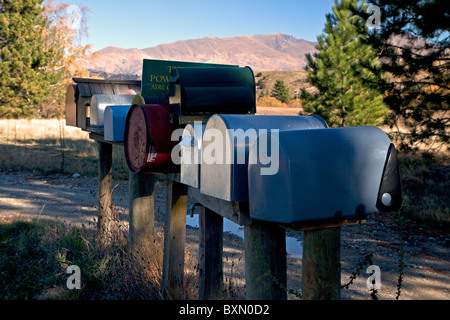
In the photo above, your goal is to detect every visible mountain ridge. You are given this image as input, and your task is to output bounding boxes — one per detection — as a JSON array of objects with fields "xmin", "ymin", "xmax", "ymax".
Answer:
[{"xmin": 86, "ymin": 33, "xmax": 318, "ymax": 76}]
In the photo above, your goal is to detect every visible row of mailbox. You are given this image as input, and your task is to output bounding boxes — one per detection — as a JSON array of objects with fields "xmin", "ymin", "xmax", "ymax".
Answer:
[
  {"xmin": 177, "ymin": 114, "xmax": 401, "ymax": 223},
  {"xmin": 119, "ymin": 106, "xmax": 400, "ymax": 224},
  {"xmin": 66, "ymin": 66, "xmax": 401, "ymax": 224}
]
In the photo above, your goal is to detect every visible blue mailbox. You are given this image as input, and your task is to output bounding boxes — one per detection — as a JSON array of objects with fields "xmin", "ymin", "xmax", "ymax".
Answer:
[{"xmin": 248, "ymin": 126, "xmax": 402, "ymax": 223}]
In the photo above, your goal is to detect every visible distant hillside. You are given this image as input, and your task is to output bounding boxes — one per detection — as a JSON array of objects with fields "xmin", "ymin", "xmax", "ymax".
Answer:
[{"xmin": 85, "ymin": 33, "xmax": 318, "ymax": 77}]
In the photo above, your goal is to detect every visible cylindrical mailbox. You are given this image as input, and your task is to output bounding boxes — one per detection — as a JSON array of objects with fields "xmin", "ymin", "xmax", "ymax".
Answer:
[
  {"xmin": 200, "ymin": 114, "xmax": 328, "ymax": 201},
  {"xmin": 169, "ymin": 66, "xmax": 256, "ymax": 116},
  {"xmin": 124, "ymin": 104, "xmax": 181, "ymax": 173},
  {"xmin": 90, "ymin": 94, "xmax": 136, "ymax": 126},
  {"xmin": 248, "ymin": 126, "xmax": 401, "ymax": 223}
]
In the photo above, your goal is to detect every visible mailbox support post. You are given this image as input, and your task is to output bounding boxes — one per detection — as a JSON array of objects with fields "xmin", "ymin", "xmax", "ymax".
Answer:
[
  {"xmin": 97, "ymin": 141, "xmax": 113, "ymax": 244},
  {"xmin": 129, "ymin": 172, "xmax": 156, "ymax": 250},
  {"xmin": 244, "ymin": 220, "xmax": 287, "ymax": 300},
  {"xmin": 198, "ymin": 206, "xmax": 224, "ymax": 300},
  {"xmin": 162, "ymin": 179, "xmax": 188, "ymax": 299},
  {"xmin": 302, "ymin": 227, "xmax": 341, "ymax": 300}
]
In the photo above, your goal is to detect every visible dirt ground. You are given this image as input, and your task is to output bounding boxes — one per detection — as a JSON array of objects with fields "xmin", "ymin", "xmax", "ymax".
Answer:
[{"xmin": 0, "ymin": 170, "xmax": 448, "ymax": 300}]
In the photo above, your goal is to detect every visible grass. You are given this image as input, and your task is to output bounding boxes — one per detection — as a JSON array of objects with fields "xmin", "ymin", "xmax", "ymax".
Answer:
[
  {"xmin": 0, "ymin": 216, "xmax": 203, "ymax": 300},
  {"xmin": 0, "ymin": 119, "xmax": 128, "ymax": 178},
  {"xmin": 398, "ymin": 152, "xmax": 449, "ymax": 223}
]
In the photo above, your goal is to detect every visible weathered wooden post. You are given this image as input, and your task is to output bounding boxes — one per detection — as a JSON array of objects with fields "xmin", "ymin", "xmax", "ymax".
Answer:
[
  {"xmin": 128, "ymin": 172, "xmax": 156, "ymax": 250},
  {"xmin": 302, "ymin": 227, "xmax": 341, "ymax": 300},
  {"xmin": 244, "ymin": 220, "xmax": 287, "ymax": 300},
  {"xmin": 97, "ymin": 141, "xmax": 113, "ymax": 244},
  {"xmin": 162, "ymin": 179, "xmax": 188, "ymax": 299},
  {"xmin": 198, "ymin": 206, "xmax": 224, "ymax": 300}
]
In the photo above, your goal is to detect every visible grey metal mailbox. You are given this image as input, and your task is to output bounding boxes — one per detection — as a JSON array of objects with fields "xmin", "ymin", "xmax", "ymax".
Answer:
[
  {"xmin": 90, "ymin": 94, "xmax": 135, "ymax": 127},
  {"xmin": 179, "ymin": 122, "xmax": 205, "ymax": 188},
  {"xmin": 247, "ymin": 126, "xmax": 402, "ymax": 223},
  {"xmin": 200, "ymin": 114, "xmax": 328, "ymax": 201}
]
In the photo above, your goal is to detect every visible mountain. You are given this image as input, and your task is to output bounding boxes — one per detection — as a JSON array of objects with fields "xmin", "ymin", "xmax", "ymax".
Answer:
[{"xmin": 86, "ymin": 33, "xmax": 318, "ymax": 77}]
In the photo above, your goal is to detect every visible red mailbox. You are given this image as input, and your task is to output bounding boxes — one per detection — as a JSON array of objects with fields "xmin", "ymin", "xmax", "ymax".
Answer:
[{"xmin": 124, "ymin": 104, "xmax": 181, "ymax": 173}]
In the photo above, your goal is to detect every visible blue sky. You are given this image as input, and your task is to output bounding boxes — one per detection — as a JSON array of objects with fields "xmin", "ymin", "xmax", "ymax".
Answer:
[{"xmin": 60, "ymin": 0, "xmax": 336, "ymax": 51}]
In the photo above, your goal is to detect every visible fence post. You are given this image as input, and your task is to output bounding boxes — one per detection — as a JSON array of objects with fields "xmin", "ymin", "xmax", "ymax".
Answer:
[
  {"xmin": 302, "ymin": 227, "xmax": 341, "ymax": 300},
  {"xmin": 129, "ymin": 172, "xmax": 156, "ymax": 250},
  {"xmin": 97, "ymin": 141, "xmax": 113, "ymax": 244},
  {"xmin": 244, "ymin": 219, "xmax": 287, "ymax": 300},
  {"xmin": 162, "ymin": 179, "xmax": 187, "ymax": 299},
  {"xmin": 198, "ymin": 206, "xmax": 223, "ymax": 300}
]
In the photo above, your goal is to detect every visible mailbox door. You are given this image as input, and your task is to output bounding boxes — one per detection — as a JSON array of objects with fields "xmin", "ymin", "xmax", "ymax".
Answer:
[
  {"xmin": 180, "ymin": 123, "xmax": 205, "ymax": 188},
  {"xmin": 248, "ymin": 126, "xmax": 398, "ymax": 223},
  {"xmin": 104, "ymin": 105, "xmax": 132, "ymax": 142}
]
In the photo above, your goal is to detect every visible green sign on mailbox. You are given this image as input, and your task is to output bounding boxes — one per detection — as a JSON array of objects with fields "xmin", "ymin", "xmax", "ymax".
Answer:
[{"xmin": 141, "ymin": 59, "xmax": 237, "ymax": 103}]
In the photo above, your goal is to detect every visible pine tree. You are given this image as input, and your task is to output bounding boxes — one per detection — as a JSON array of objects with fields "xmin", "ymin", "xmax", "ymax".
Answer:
[
  {"xmin": 272, "ymin": 79, "xmax": 290, "ymax": 103},
  {"xmin": 0, "ymin": 0, "xmax": 64, "ymax": 118},
  {"xmin": 361, "ymin": 0, "xmax": 449, "ymax": 152},
  {"xmin": 300, "ymin": 0, "xmax": 388, "ymax": 127}
]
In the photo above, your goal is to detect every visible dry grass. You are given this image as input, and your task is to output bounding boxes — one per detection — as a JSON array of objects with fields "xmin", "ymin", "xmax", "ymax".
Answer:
[{"xmin": 0, "ymin": 119, "xmax": 128, "ymax": 177}]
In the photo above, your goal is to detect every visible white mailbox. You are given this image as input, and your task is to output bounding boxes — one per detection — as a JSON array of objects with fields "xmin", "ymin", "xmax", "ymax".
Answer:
[
  {"xmin": 90, "ymin": 94, "xmax": 135, "ymax": 127},
  {"xmin": 200, "ymin": 114, "xmax": 328, "ymax": 201},
  {"xmin": 247, "ymin": 126, "xmax": 402, "ymax": 223},
  {"xmin": 179, "ymin": 122, "xmax": 205, "ymax": 188}
]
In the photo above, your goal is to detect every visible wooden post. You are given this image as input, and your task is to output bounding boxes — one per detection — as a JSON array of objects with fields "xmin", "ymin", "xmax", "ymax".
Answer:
[
  {"xmin": 302, "ymin": 227, "xmax": 341, "ymax": 300},
  {"xmin": 244, "ymin": 220, "xmax": 287, "ymax": 300},
  {"xmin": 97, "ymin": 141, "xmax": 113, "ymax": 243},
  {"xmin": 198, "ymin": 206, "xmax": 223, "ymax": 300},
  {"xmin": 129, "ymin": 172, "xmax": 156, "ymax": 250},
  {"xmin": 162, "ymin": 179, "xmax": 187, "ymax": 299}
]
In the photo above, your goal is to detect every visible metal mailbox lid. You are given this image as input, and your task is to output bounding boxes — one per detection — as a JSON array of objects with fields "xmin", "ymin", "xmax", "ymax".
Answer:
[
  {"xmin": 169, "ymin": 67, "xmax": 256, "ymax": 116},
  {"xmin": 180, "ymin": 123, "xmax": 205, "ymax": 188},
  {"xmin": 104, "ymin": 105, "xmax": 132, "ymax": 142},
  {"xmin": 90, "ymin": 94, "xmax": 136, "ymax": 127},
  {"xmin": 200, "ymin": 114, "xmax": 328, "ymax": 201},
  {"xmin": 248, "ymin": 126, "xmax": 393, "ymax": 224}
]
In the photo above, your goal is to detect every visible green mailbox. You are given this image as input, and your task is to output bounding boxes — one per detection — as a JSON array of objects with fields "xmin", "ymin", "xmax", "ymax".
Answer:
[
  {"xmin": 169, "ymin": 66, "xmax": 256, "ymax": 123},
  {"xmin": 141, "ymin": 59, "xmax": 237, "ymax": 105}
]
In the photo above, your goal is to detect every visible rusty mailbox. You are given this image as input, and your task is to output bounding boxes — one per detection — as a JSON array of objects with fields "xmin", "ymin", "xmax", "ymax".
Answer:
[{"xmin": 247, "ymin": 126, "xmax": 402, "ymax": 223}]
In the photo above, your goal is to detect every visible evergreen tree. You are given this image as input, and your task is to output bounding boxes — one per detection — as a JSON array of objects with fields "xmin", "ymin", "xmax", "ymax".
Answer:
[
  {"xmin": 0, "ymin": 0, "xmax": 64, "ymax": 118},
  {"xmin": 300, "ymin": 0, "xmax": 388, "ymax": 127},
  {"xmin": 272, "ymin": 79, "xmax": 290, "ymax": 103},
  {"xmin": 360, "ymin": 0, "xmax": 449, "ymax": 152}
]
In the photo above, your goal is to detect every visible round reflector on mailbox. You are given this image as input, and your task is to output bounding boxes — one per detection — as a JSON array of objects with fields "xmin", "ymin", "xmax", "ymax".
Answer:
[{"xmin": 124, "ymin": 104, "xmax": 180, "ymax": 173}]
